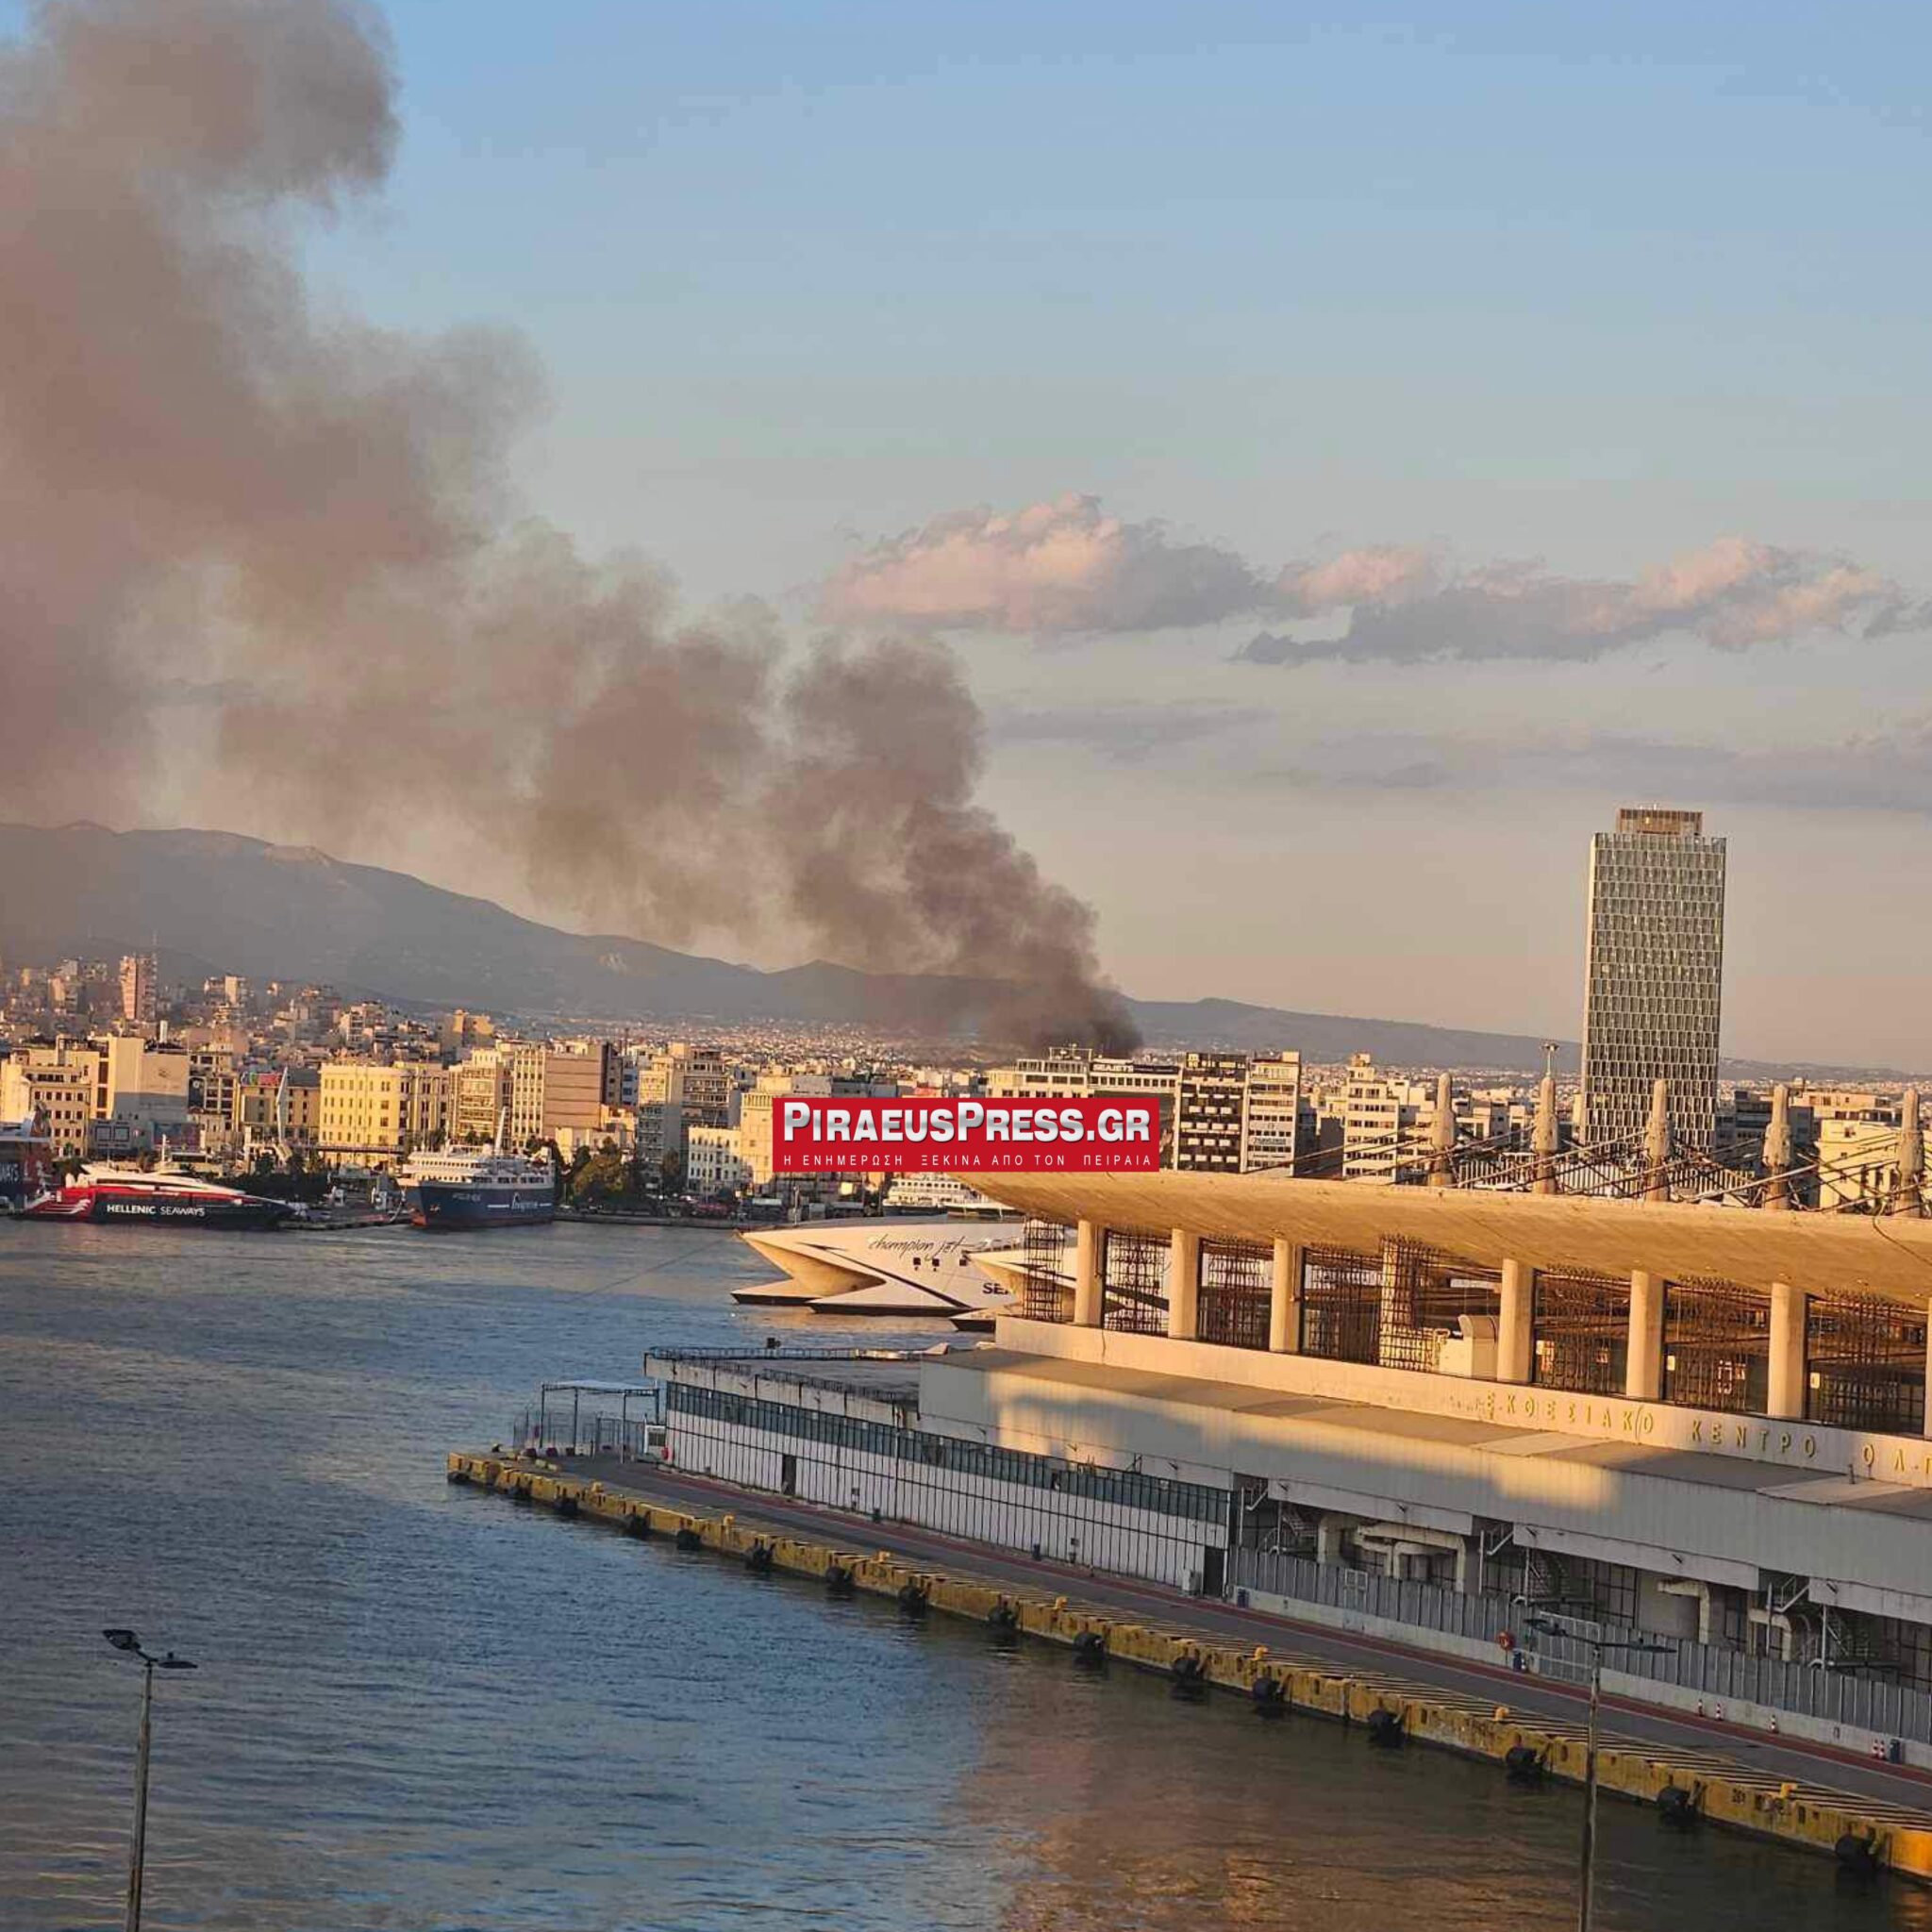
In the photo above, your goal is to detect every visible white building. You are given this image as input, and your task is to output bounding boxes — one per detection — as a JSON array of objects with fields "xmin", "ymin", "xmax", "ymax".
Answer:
[{"xmin": 686, "ymin": 1124, "xmax": 752, "ymax": 1197}]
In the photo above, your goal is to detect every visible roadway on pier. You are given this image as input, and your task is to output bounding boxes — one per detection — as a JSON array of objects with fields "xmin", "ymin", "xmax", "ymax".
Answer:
[{"xmin": 558, "ymin": 1454, "xmax": 1932, "ymax": 1824}]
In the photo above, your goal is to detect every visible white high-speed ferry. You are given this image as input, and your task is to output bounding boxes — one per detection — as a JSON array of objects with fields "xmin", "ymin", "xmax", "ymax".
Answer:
[{"xmin": 734, "ymin": 1219, "xmax": 1028, "ymax": 1328}]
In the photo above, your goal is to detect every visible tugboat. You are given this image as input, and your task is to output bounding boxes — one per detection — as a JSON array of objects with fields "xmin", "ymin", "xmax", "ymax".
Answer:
[{"xmin": 16, "ymin": 1161, "xmax": 295, "ymax": 1230}]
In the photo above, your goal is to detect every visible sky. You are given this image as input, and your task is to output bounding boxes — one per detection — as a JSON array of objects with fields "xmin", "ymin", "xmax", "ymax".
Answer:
[{"xmin": 28, "ymin": 1, "xmax": 1932, "ymax": 1064}]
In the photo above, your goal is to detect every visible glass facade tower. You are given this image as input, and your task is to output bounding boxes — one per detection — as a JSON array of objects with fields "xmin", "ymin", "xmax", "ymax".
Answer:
[{"xmin": 1579, "ymin": 808, "xmax": 1726, "ymax": 1150}]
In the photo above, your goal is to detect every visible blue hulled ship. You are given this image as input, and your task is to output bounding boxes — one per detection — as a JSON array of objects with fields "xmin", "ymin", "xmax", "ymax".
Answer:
[{"xmin": 401, "ymin": 1147, "xmax": 557, "ymax": 1230}]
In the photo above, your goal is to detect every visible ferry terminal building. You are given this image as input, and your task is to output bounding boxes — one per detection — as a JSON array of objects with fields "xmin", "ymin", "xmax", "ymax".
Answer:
[{"xmin": 649, "ymin": 1172, "xmax": 1932, "ymax": 1764}]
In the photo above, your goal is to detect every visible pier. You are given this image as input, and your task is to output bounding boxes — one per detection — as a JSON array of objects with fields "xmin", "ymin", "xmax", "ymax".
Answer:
[{"xmin": 447, "ymin": 1444, "xmax": 1932, "ymax": 1886}]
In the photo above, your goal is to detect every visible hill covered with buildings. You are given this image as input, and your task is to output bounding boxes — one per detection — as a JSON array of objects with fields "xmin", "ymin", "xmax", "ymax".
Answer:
[{"xmin": 0, "ymin": 821, "xmax": 1577, "ymax": 1068}]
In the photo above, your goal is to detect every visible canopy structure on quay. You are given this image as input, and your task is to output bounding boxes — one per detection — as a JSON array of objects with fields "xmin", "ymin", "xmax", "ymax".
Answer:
[
  {"xmin": 964, "ymin": 1167, "xmax": 1932, "ymax": 1444},
  {"xmin": 971, "ymin": 1171, "xmax": 1932, "ymax": 1309}
]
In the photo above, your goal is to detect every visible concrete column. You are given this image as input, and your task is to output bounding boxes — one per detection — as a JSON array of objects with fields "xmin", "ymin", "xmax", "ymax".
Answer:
[
  {"xmin": 1767, "ymin": 1280, "xmax": 1807, "ymax": 1421},
  {"xmin": 1315, "ymin": 1512, "xmax": 1348, "ymax": 1566},
  {"xmin": 1270, "ymin": 1239, "xmax": 1304, "ymax": 1353},
  {"xmin": 1626, "ymin": 1269, "xmax": 1665, "ymax": 1401},
  {"xmin": 1167, "ymin": 1225, "xmax": 1201, "ymax": 1341},
  {"xmin": 1497, "ymin": 1257, "xmax": 1535, "ymax": 1384},
  {"xmin": 1073, "ymin": 1219, "xmax": 1102, "ymax": 1327}
]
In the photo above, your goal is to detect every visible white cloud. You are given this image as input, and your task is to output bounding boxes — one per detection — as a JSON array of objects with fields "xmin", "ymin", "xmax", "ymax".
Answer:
[{"xmin": 819, "ymin": 493, "xmax": 1271, "ymax": 634}]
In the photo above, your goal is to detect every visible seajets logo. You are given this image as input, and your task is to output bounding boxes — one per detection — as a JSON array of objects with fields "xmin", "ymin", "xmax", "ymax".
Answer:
[{"xmin": 775, "ymin": 1096, "xmax": 1159, "ymax": 1174}]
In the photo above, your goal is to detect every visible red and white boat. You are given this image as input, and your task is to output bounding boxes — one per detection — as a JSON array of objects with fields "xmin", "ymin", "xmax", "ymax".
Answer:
[{"xmin": 16, "ymin": 1162, "xmax": 295, "ymax": 1230}]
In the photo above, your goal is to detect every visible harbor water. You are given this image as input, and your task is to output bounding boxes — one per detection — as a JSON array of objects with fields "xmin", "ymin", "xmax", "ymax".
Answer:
[{"xmin": 2, "ymin": 1221, "xmax": 1928, "ymax": 1931}]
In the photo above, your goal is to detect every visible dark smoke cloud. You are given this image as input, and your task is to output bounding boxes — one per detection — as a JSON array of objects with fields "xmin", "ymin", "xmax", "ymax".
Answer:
[{"xmin": 0, "ymin": 0, "xmax": 1134, "ymax": 1050}]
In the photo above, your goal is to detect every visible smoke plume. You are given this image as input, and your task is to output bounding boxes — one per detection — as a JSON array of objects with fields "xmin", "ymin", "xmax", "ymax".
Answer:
[{"xmin": 0, "ymin": 0, "xmax": 1135, "ymax": 1050}]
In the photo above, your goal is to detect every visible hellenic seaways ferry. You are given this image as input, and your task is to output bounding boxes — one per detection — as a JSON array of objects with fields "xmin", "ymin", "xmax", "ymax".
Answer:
[
  {"xmin": 400, "ymin": 1147, "xmax": 557, "ymax": 1231},
  {"xmin": 17, "ymin": 1163, "xmax": 295, "ymax": 1229}
]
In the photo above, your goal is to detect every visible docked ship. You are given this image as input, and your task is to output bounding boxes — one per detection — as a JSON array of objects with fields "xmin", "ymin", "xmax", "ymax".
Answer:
[
  {"xmin": 734, "ymin": 1218, "xmax": 1024, "ymax": 1328},
  {"xmin": 0, "ymin": 1113, "xmax": 54, "ymax": 1213},
  {"xmin": 401, "ymin": 1146, "xmax": 557, "ymax": 1231},
  {"xmin": 16, "ymin": 1163, "xmax": 296, "ymax": 1230}
]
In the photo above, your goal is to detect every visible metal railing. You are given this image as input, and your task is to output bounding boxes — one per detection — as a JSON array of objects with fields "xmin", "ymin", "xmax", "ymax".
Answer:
[
  {"xmin": 513, "ymin": 1406, "xmax": 661, "ymax": 1461},
  {"xmin": 1228, "ymin": 1548, "xmax": 1932, "ymax": 1742}
]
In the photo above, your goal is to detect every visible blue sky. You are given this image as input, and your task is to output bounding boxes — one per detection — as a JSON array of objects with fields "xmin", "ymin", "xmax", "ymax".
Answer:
[
  {"xmin": 27, "ymin": 0, "xmax": 1925, "ymax": 1059},
  {"xmin": 290, "ymin": 3, "xmax": 1932, "ymax": 1061}
]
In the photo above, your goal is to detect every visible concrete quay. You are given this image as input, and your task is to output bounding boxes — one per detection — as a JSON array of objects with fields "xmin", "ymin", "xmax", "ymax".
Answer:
[{"xmin": 447, "ymin": 1447, "xmax": 1932, "ymax": 1886}]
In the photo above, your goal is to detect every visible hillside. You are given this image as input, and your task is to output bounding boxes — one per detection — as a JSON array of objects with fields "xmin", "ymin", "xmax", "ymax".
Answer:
[{"xmin": 0, "ymin": 821, "xmax": 1592, "ymax": 1070}]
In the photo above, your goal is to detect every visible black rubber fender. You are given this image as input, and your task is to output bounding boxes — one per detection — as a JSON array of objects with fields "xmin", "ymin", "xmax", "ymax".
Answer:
[
  {"xmin": 1250, "ymin": 1675, "xmax": 1287, "ymax": 1717},
  {"xmin": 746, "ymin": 1541, "xmax": 775, "ymax": 1574},
  {"xmin": 1171, "ymin": 1652, "xmax": 1207, "ymax": 1685},
  {"xmin": 1835, "ymin": 1833, "xmax": 1881, "ymax": 1874},
  {"xmin": 826, "ymin": 1562, "xmax": 856, "ymax": 1595},
  {"xmin": 554, "ymin": 1492, "xmax": 579, "ymax": 1519},
  {"xmin": 509, "ymin": 1482, "xmax": 533, "ymax": 1506},
  {"xmin": 625, "ymin": 1510, "xmax": 652, "ymax": 1540},
  {"xmin": 1657, "ymin": 1783, "xmax": 1700, "ymax": 1827},
  {"xmin": 446, "ymin": 1466, "xmax": 469, "ymax": 1485},
  {"xmin": 896, "ymin": 1580, "xmax": 929, "ymax": 1615},
  {"xmin": 1504, "ymin": 1743, "xmax": 1544, "ymax": 1783},
  {"xmin": 674, "ymin": 1524, "xmax": 703, "ymax": 1552},
  {"xmin": 988, "ymin": 1600, "xmax": 1021, "ymax": 1631},
  {"xmin": 1365, "ymin": 1708, "xmax": 1406, "ymax": 1748},
  {"xmin": 1071, "ymin": 1630, "xmax": 1108, "ymax": 1665}
]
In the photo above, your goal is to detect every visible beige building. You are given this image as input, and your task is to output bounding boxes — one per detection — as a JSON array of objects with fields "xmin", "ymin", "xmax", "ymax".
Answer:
[
  {"xmin": 234, "ymin": 1068, "xmax": 321, "ymax": 1152},
  {"xmin": 454, "ymin": 1049, "xmax": 514, "ymax": 1144},
  {"xmin": 0, "ymin": 1043, "xmax": 97, "ymax": 1157},
  {"xmin": 686, "ymin": 1124, "xmax": 753, "ymax": 1197},
  {"xmin": 1817, "ymin": 1109, "xmax": 1929, "ymax": 1212},
  {"xmin": 506, "ymin": 1042, "xmax": 611, "ymax": 1148},
  {"xmin": 118, "ymin": 952, "xmax": 158, "ymax": 1028},
  {"xmin": 1240, "ymin": 1052, "xmax": 1304, "ymax": 1174},
  {"xmin": 1340, "ymin": 1055, "xmax": 1430, "ymax": 1184},
  {"xmin": 92, "ymin": 1038, "xmax": 192, "ymax": 1153},
  {"xmin": 319, "ymin": 1061, "xmax": 453, "ymax": 1163},
  {"xmin": 634, "ymin": 1099, "xmax": 684, "ymax": 1174},
  {"xmin": 628, "ymin": 1041, "xmax": 730, "ymax": 1125}
]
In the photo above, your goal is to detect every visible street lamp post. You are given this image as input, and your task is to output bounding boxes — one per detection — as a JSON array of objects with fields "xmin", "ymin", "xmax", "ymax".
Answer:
[
  {"xmin": 102, "ymin": 1628, "xmax": 197, "ymax": 1932},
  {"xmin": 1524, "ymin": 1613, "xmax": 1672, "ymax": 1932}
]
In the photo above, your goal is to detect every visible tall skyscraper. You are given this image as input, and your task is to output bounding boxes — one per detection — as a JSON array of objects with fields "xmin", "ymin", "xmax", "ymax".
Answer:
[
  {"xmin": 1579, "ymin": 807, "xmax": 1726, "ymax": 1150},
  {"xmin": 118, "ymin": 951, "xmax": 157, "ymax": 1029}
]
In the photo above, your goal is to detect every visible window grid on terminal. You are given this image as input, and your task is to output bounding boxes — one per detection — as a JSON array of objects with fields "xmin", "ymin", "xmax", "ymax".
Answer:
[
  {"xmin": 1376, "ymin": 1238, "xmax": 1500, "ymax": 1374},
  {"xmin": 1019, "ymin": 1218, "xmax": 1073, "ymax": 1323},
  {"xmin": 1197, "ymin": 1240, "xmax": 1272, "ymax": 1351},
  {"xmin": 1101, "ymin": 1229, "xmax": 1168, "ymax": 1335},
  {"xmin": 1299, "ymin": 1247, "xmax": 1382, "ymax": 1365},
  {"xmin": 1805, "ymin": 1292, "xmax": 1927, "ymax": 1435},
  {"xmin": 1579, "ymin": 808, "xmax": 1726, "ymax": 1151},
  {"xmin": 1662, "ymin": 1275, "xmax": 1768, "ymax": 1415},
  {"xmin": 1532, "ymin": 1270, "xmax": 1631, "ymax": 1395}
]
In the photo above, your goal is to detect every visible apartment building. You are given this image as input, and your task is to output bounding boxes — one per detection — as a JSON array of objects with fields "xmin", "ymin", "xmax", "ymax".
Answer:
[{"xmin": 319, "ymin": 1062, "xmax": 453, "ymax": 1162}]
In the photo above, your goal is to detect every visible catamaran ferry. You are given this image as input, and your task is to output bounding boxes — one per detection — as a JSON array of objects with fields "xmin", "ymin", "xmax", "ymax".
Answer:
[
  {"xmin": 17, "ymin": 1163, "xmax": 295, "ymax": 1230},
  {"xmin": 734, "ymin": 1218, "xmax": 1026, "ymax": 1328}
]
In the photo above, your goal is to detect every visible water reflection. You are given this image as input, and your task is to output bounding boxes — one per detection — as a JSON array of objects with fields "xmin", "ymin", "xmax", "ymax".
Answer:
[{"xmin": 0, "ymin": 1221, "xmax": 1924, "ymax": 1929}]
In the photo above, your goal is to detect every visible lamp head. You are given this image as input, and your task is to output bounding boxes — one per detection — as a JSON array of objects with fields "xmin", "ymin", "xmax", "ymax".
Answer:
[{"xmin": 102, "ymin": 1628, "xmax": 142, "ymax": 1654}]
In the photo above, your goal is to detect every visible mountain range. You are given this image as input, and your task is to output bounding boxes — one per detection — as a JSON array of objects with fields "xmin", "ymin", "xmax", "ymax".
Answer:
[{"xmin": 0, "ymin": 822, "xmax": 1877, "ymax": 1077}]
